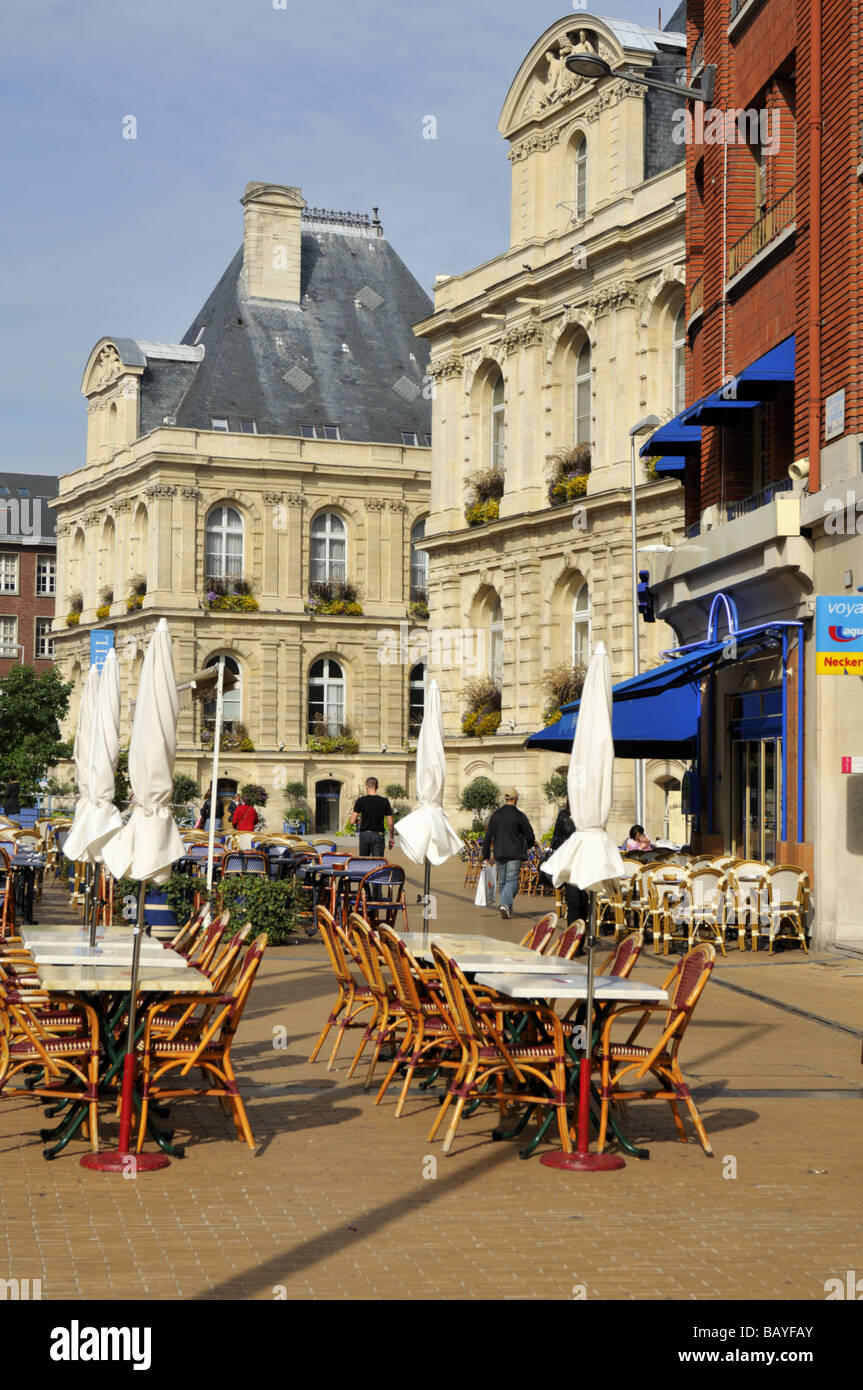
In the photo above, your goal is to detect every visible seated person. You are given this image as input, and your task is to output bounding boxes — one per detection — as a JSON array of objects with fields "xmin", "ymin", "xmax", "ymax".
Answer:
[{"xmin": 623, "ymin": 823, "xmax": 655, "ymax": 853}]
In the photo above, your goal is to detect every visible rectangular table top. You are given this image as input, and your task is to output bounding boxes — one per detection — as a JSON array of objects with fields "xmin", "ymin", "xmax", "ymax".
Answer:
[
  {"xmin": 20, "ymin": 922, "xmax": 176, "ymax": 944},
  {"xmin": 27, "ymin": 944, "xmax": 191, "ymax": 968},
  {"xmin": 474, "ymin": 970, "xmax": 669, "ymax": 1002},
  {"xmin": 33, "ymin": 962, "xmax": 213, "ymax": 994},
  {"xmin": 398, "ymin": 932, "xmax": 578, "ymax": 974}
]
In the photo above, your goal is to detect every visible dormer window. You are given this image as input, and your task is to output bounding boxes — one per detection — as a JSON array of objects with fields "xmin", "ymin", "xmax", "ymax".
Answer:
[
  {"xmin": 211, "ymin": 417, "xmax": 229, "ymax": 432},
  {"xmin": 300, "ymin": 424, "xmax": 341, "ymax": 440},
  {"xmin": 238, "ymin": 418, "xmax": 257, "ymax": 434}
]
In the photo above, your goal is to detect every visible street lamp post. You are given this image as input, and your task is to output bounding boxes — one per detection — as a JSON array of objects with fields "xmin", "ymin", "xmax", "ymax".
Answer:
[{"xmin": 628, "ymin": 415, "xmax": 660, "ymax": 826}]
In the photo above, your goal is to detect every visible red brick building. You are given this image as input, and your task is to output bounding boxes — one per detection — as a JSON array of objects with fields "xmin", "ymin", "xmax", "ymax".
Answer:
[
  {"xmin": 0, "ymin": 475, "xmax": 59, "ymax": 675},
  {"xmin": 645, "ymin": 0, "xmax": 863, "ymax": 946}
]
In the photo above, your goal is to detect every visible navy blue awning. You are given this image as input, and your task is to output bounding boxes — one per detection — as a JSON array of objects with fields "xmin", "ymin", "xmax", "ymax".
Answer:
[
  {"xmin": 731, "ymin": 335, "xmax": 795, "ymax": 400},
  {"xmin": 681, "ymin": 394, "xmax": 759, "ymax": 426},
  {"xmin": 652, "ymin": 454, "xmax": 687, "ymax": 478},
  {"xmin": 525, "ymin": 635, "xmax": 777, "ymax": 758},
  {"xmin": 639, "ymin": 417, "xmax": 702, "ymax": 459}
]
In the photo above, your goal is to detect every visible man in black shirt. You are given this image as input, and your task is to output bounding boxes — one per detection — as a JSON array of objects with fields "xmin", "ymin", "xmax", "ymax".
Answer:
[
  {"xmin": 482, "ymin": 787, "xmax": 536, "ymax": 919},
  {"xmin": 348, "ymin": 777, "xmax": 394, "ymax": 858}
]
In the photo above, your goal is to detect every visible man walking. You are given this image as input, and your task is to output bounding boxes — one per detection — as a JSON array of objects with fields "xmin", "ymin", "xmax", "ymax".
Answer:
[
  {"xmin": 482, "ymin": 787, "xmax": 536, "ymax": 920},
  {"xmin": 348, "ymin": 777, "xmax": 394, "ymax": 857}
]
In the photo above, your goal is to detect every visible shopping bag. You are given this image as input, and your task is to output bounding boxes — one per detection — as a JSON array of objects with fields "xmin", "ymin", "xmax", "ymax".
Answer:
[{"xmin": 474, "ymin": 862, "xmax": 497, "ymax": 907}]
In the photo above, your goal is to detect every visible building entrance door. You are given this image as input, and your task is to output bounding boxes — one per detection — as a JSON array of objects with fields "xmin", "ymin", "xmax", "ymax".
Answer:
[
  {"xmin": 315, "ymin": 780, "xmax": 341, "ymax": 834},
  {"xmin": 731, "ymin": 738, "xmax": 781, "ymax": 862}
]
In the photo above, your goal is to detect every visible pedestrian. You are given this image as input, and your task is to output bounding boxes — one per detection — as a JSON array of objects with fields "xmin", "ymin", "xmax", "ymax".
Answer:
[
  {"xmin": 482, "ymin": 787, "xmax": 536, "ymax": 920},
  {"xmin": 551, "ymin": 797, "xmax": 590, "ymax": 929},
  {"xmin": 232, "ymin": 796, "xmax": 259, "ymax": 834},
  {"xmin": 200, "ymin": 784, "xmax": 224, "ymax": 833},
  {"xmin": 348, "ymin": 777, "xmax": 394, "ymax": 857},
  {"xmin": 3, "ymin": 776, "xmax": 21, "ymax": 818},
  {"xmin": 624, "ymin": 823, "xmax": 655, "ymax": 852}
]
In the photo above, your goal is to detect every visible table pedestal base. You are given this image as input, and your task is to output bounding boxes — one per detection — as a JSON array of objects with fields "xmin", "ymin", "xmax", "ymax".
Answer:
[
  {"xmin": 80, "ymin": 1150, "xmax": 170, "ymax": 1173},
  {"xmin": 540, "ymin": 1149, "xmax": 625, "ymax": 1172}
]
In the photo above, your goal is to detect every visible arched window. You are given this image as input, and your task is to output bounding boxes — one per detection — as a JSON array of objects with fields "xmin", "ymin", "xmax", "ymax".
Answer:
[
  {"xmin": 409, "ymin": 663, "xmax": 425, "ymax": 736},
  {"xmin": 573, "ymin": 133, "xmax": 587, "ymax": 220},
  {"xmin": 490, "ymin": 372, "xmax": 505, "ymax": 473},
  {"xmin": 572, "ymin": 584, "xmax": 590, "ymax": 669},
  {"xmin": 410, "ymin": 518, "xmax": 428, "ymax": 596},
  {"xmin": 489, "ymin": 600, "xmax": 503, "ymax": 686},
  {"xmin": 575, "ymin": 340, "xmax": 591, "ymax": 446},
  {"xmin": 205, "ymin": 506, "xmax": 243, "ymax": 580},
  {"xmin": 673, "ymin": 304, "xmax": 686, "ymax": 415},
  {"xmin": 203, "ymin": 655, "xmax": 242, "ymax": 728},
  {"xmin": 308, "ymin": 657, "xmax": 345, "ymax": 735},
  {"xmin": 310, "ymin": 512, "xmax": 346, "ymax": 585}
]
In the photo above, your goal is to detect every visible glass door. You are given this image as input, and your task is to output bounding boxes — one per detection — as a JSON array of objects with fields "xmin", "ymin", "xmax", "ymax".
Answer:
[{"xmin": 731, "ymin": 738, "xmax": 781, "ymax": 861}]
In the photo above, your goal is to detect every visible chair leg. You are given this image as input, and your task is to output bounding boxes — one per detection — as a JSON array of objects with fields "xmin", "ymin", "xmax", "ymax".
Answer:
[{"xmin": 442, "ymin": 1057, "xmax": 479, "ymax": 1154}]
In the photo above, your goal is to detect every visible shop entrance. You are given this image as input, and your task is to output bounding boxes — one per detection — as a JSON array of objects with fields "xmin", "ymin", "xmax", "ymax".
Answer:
[
  {"xmin": 729, "ymin": 690, "xmax": 782, "ymax": 862},
  {"xmin": 315, "ymin": 780, "xmax": 341, "ymax": 834}
]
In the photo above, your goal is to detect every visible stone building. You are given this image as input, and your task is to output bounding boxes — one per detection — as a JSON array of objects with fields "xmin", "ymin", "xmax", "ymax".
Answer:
[
  {"xmin": 52, "ymin": 183, "xmax": 432, "ymax": 832},
  {"xmin": 414, "ymin": 11, "xmax": 690, "ymax": 841}
]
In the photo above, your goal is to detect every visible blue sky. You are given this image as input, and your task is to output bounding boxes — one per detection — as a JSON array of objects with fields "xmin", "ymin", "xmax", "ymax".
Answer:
[{"xmin": 0, "ymin": 0, "xmax": 660, "ymax": 476}]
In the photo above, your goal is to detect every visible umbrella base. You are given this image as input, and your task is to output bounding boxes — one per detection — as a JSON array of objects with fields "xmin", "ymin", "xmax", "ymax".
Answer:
[
  {"xmin": 540, "ymin": 1149, "xmax": 625, "ymax": 1172},
  {"xmin": 80, "ymin": 1150, "xmax": 170, "ymax": 1173}
]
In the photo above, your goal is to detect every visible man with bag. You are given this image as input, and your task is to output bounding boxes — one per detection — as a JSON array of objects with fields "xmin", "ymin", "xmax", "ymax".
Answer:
[{"xmin": 481, "ymin": 787, "xmax": 536, "ymax": 920}]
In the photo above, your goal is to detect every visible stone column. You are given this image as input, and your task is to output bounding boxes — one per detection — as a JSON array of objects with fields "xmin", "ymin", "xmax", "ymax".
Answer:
[
  {"xmin": 258, "ymin": 638, "xmax": 280, "ymax": 749},
  {"xmin": 364, "ymin": 499, "xmax": 385, "ymax": 604}
]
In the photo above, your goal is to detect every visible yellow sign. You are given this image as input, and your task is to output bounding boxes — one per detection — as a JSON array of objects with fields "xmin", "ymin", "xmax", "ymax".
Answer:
[{"xmin": 816, "ymin": 651, "xmax": 863, "ymax": 674}]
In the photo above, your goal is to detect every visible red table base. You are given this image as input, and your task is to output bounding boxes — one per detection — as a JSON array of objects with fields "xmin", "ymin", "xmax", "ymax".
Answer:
[
  {"xmin": 80, "ymin": 1151, "xmax": 170, "ymax": 1173},
  {"xmin": 540, "ymin": 1055, "xmax": 626, "ymax": 1172}
]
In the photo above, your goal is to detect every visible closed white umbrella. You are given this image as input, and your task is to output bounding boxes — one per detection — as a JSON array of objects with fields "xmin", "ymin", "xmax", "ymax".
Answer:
[
  {"xmin": 78, "ymin": 649, "xmax": 124, "ymax": 944},
  {"xmin": 85, "ymin": 619, "xmax": 184, "ymax": 1174},
  {"xmin": 540, "ymin": 641, "xmax": 627, "ymax": 1173},
  {"xmin": 394, "ymin": 679, "xmax": 461, "ymax": 942},
  {"xmin": 63, "ymin": 665, "xmax": 101, "ymax": 863}
]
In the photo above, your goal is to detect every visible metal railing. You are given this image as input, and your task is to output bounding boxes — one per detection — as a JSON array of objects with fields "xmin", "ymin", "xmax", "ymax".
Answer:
[
  {"xmin": 689, "ymin": 276, "xmax": 704, "ymax": 315},
  {"xmin": 725, "ymin": 477, "xmax": 793, "ymax": 522},
  {"xmin": 727, "ymin": 189, "xmax": 796, "ymax": 279}
]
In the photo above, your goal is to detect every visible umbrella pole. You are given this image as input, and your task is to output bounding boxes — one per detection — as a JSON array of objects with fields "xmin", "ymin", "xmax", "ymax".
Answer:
[
  {"xmin": 541, "ymin": 888, "xmax": 625, "ymax": 1173},
  {"xmin": 205, "ymin": 657, "xmax": 225, "ymax": 898},
  {"xmin": 81, "ymin": 878, "xmax": 170, "ymax": 1173},
  {"xmin": 87, "ymin": 865, "xmax": 99, "ymax": 948},
  {"xmin": 422, "ymin": 858, "xmax": 431, "ymax": 948}
]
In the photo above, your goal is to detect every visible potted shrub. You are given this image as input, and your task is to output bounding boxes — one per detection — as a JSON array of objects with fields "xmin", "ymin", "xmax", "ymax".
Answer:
[
  {"xmin": 307, "ymin": 720, "xmax": 360, "ymax": 754},
  {"xmin": 546, "ymin": 444, "xmax": 591, "ymax": 507},
  {"xmin": 540, "ymin": 662, "xmax": 586, "ymax": 725},
  {"xmin": 461, "ymin": 675, "xmax": 502, "ymax": 737},
  {"xmin": 66, "ymin": 592, "xmax": 83, "ymax": 626},
  {"xmin": 126, "ymin": 576, "xmax": 146, "ymax": 612},
  {"xmin": 408, "ymin": 587, "xmax": 429, "ymax": 620},
  {"xmin": 283, "ymin": 781, "xmax": 310, "ymax": 833},
  {"xmin": 464, "ymin": 468, "xmax": 504, "ymax": 526},
  {"xmin": 204, "ymin": 576, "xmax": 260, "ymax": 613},
  {"xmin": 458, "ymin": 776, "xmax": 501, "ymax": 827},
  {"xmin": 306, "ymin": 579, "xmax": 364, "ymax": 616}
]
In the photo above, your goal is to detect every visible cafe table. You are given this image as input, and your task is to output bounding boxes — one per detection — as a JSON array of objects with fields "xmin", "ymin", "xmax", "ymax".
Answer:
[
  {"xmin": 399, "ymin": 932, "xmax": 581, "ymax": 974},
  {"xmin": 473, "ymin": 967, "xmax": 669, "ymax": 1160},
  {"xmin": 10, "ymin": 853, "xmax": 45, "ymax": 925},
  {"xmin": 28, "ymin": 951, "xmax": 212, "ymax": 1159}
]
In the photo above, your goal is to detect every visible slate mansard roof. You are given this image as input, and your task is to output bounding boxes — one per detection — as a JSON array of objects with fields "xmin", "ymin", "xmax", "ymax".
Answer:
[
  {"xmin": 129, "ymin": 210, "xmax": 433, "ymax": 446},
  {"xmin": 0, "ymin": 472, "xmax": 59, "ymax": 545}
]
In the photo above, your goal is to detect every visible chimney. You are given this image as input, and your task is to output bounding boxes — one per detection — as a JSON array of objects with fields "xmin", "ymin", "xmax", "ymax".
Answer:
[{"xmin": 240, "ymin": 182, "xmax": 307, "ymax": 303}]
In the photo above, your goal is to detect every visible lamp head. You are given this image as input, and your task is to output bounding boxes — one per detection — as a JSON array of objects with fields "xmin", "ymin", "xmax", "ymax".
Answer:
[{"xmin": 565, "ymin": 53, "xmax": 612, "ymax": 80}]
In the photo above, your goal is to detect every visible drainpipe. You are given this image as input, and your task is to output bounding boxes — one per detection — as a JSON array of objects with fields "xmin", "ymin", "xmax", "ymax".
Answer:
[{"xmin": 807, "ymin": 0, "xmax": 822, "ymax": 492}]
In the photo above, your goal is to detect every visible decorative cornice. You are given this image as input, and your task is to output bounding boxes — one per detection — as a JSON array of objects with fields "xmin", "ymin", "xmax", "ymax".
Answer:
[
  {"xmin": 90, "ymin": 345, "xmax": 123, "ymax": 390},
  {"xmin": 365, "ymin": 498, "xmax": 386, "ymax": 511},
  {"xmin": 83, "ymin": 510, "xmax": 102, "ymax": 528},
  {"xmin": 388, "ymin": 500, "xmax": 408, "ymax": 512},
  {"xmin": 283, "ymin": 492, "xmax": 305, "ymax": 507},
  {"xmin": 180, "ymin": 486, "xmax": 200, "ymax": 499},
  {"xmin": 261, "ymin": 491, "xmax": 283, "ymax": 506},
  {"xmin": 585, "ymin": 79, "xmax": 646, "ymax": 122},
  {"xmin": 144, "ymin": 484, "xmax": 176, "ymax": 499},
  {"xmin": 428, "ymin": 353, "xmax": 463, "ymax": 381},
  {"xmin": 111, "ymin": 498, "xmax": 132, "ymax": 514},
  {"xmin": 508, "ymin": 128, "xmax": 561, "ymax": 163},
  {"xmin": 55, "ymin": 523, "xmax": 71, "ymax": 538},
  {"xmin": 500, "ymin": 320, "xmax": 545, "ymax": 353},
  {"xmin": 589, "ymin": 280, "xmax": 640, "ymax": 316}
]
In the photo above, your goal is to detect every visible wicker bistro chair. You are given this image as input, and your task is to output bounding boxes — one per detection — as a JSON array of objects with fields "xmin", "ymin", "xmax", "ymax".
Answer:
[
  {"xmin": 338, "ymin": 858, "xmax": 387, "ymax": 924},
  {"xmin": 134, "ymin": 933, "xmax": 268, "ymax": 1151},
  {"xmin": 547, "ymin": 921, "xmax": 586, "ymax": 960},
  {"xmin": 0, "ymin": 847, "xmax": 16, "ymax": 937},
  {"xmin": 344, "ymin": 915, "xmax": 409, "ymax": 1089},
  {"xmin": 726, "ymin": 863, "xmax": 768, "ymax": 951},
  {"xmin": 643, "ymin": 865, "xmax": 690, "ymax": 955},
  {"xmin": 354, "ymin": 865, "xmax": 409, "ymax": 932},
  {"xmin": 427, "ymin": 943, "xmax": 572, "ymax": 1157},
  {"xmin": 373, "ymin": 925, "xmax": 460, "ymax": 1115},
  {"xmin": 462, "ymin": 839, "xmax": 483, "ymax": 890},
  {"xmin": 241, "ymin": 851, "xmax": 269, "ymax": 876},
  {"xmin": 0, "ymin": 979, "xmax": 102, "ymax": 1156},
  {"xmin": 518, "ymin": 913, "xmax": 558, "ymax": 953},
  {"xmin": 595, "ymin": 877, "xmax": 628, "ymax": 941},
  {"xmin": 310, "ymin": 838, "xmax": 338, "ymax": 852},
  {"xmin": 597, "ymin": 930, "xmax": 644, "ymax": 978},
  {"xmin": 762, "ymin": 865, "xmax": 811, "ymax": 953},
  {"xmin": 591, "ymin": 943, "xmax": 717, "ymax": 1156},
  {"xmin": 672, "ymin": 866, "xmax": 728, "ymax": 957},
  {"xmin": 308, "ymin": 906, "xmax": 376, "ymax": 1070},
  {"xmin": 518, "ymin": 846, "xmax": 544, "ymax": 896},
  {"xmin": 220, "ymin": 850, "xmax": 247, "ymax": 878}
]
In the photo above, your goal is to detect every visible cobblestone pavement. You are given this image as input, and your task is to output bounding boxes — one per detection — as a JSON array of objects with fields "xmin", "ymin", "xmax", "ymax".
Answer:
[{"xmin": 1, "ymin": 856, "xmax": 860, "ymax": 1302}]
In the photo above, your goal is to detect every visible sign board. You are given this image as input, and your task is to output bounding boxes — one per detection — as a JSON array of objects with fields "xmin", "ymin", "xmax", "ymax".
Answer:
[
  {"xmin": 841, "ymin": 757, "xmax": 863, "ymax": 774},
  {"xmin": 89, "ymin": 629, "xmax": 114, "ymax": 672},
  {"xmin": 815, "ymin": 597, "xmax": 863, "ymax": 673},
  {"xmin": 824, "ymin": 388, "xmax": 846, "ymax": 442}
]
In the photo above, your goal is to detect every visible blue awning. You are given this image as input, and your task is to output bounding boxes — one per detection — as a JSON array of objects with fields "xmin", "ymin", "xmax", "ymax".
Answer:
[
  {"xmin": 731, "ymin": 335, "xmax": 795, "ymax": 399},
  {"xmin": 652, "ymin": 454, "xmax": 687, "ymax": 478},
  {"xmin": 682, "ymin": 394, "xmax": 759, "ymax": 426},
  {"xmin": 639, "ymin": 417, "xmax": 702, "ymax": 459},
  {"xmin": 525, "ymin": 635, "xmax": 778, "ymax": 758}
]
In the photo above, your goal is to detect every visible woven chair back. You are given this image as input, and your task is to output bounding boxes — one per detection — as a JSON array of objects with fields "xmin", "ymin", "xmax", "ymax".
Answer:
[
  {"xmin": 550, "ymin": 921, "xmax": 584, "ymax": 959},
  {"xmin": 665, "ymin": 943, "xmax": 715, "ymax": 1035},
  {"xmin": 520, "ymin": 913, "xmax": 557, "ymax": 953},
  {"xmin": 607, "ymin": 931, "xmax": 643, "ymax": 978}
]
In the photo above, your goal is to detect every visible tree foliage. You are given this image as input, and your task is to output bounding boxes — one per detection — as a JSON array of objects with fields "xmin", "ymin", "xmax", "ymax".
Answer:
[
  {"xmin": 458, "ymin": 776, "xmax": 501, "ymax": 822},
  {"xmin": 0, "ymin": 665, "xmax": 72, "ymax": 793}
]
